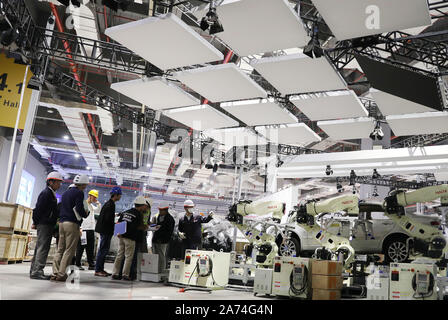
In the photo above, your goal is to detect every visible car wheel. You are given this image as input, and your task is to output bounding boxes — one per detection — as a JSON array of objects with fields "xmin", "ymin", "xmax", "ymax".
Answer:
[
  {"xmin": 384, "ymin": 236, "xmax": 409, "ymax": 263},
  {"xmin": 278, "ymin": 237, "xmax": 300, "ymax": 257}
]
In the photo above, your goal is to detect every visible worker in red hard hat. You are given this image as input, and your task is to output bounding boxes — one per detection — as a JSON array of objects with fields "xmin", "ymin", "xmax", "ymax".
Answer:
[{"xmin": 30, "ymin": 171, "xmax": 63, "ymax": 280}]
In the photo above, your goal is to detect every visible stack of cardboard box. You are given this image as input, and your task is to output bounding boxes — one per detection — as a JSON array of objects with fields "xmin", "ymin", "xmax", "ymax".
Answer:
[{"xmin": 311, "ymin": 260, "xmax": 343, "ymax": 300}]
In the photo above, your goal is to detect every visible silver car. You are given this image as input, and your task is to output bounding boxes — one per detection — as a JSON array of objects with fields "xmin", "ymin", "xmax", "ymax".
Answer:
[{"xmin": 276, "ymin": 202, "xmax": 444, "ymax": 263}]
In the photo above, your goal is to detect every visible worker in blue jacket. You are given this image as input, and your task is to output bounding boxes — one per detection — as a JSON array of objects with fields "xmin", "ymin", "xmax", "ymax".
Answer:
[
  {"xmin": 178, "ymin": 200, "xmax": 213, "ymax": 252},
  {"xmin": 29, "ymin": 172, "xmax": 63, "ymax": 280},
  {"xmin": 51, "ymin": 175, "xmax": 90, "ymax": 282}
]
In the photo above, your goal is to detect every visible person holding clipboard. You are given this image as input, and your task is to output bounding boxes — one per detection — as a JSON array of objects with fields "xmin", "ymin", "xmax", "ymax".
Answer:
[{"xmin": 111, "ymin": 196, "xmax": 149, "ymax": 281}]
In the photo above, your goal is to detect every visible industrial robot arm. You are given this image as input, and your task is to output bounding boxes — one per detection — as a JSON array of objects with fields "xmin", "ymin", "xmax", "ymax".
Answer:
[
  {"xmin": 228, "ymin": 200, "xmax": 285, "ymax": 224},
  {"xmin": 288, "ymin": 194, "xmax": 360, "ymax": 268},
  {"xmin": 383, "ymin": 184, "xmax": 448, "ymax": 260}
]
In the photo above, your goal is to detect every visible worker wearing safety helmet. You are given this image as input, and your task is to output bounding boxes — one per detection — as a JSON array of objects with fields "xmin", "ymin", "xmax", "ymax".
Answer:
[
  {"xmin": 111, "ymin": 196, "xmax": 149, "ymax": 281},
  {"xmin": 151, "ymin": 201, "xmax": 175, "ymax": 272},
  {"xmin": 94, "ymin": 186, "xmax": 122, "ymax": 277},
  {"xmin": 29, "ymin": 171, "xmax": 63, "ymax": 280},
  {"xmin": 51, "ymin": 174, "xmax": 90, "ymax": 281},
  {"xmin": 75, "ymin": 189, "xmax": 101, "ymax": 270},
  {"xmin": 178, "ymin": 199, "xmax": 214, "ymax": 251}
]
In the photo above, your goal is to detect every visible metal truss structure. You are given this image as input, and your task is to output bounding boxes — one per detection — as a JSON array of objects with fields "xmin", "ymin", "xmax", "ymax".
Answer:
[
  {"xmin": 338, "ymin": 176, "xmax": 448, "ymax": 190},
  {"xmin": 391, "ymin": 132, "xmax": 448, "ymax": 148}
]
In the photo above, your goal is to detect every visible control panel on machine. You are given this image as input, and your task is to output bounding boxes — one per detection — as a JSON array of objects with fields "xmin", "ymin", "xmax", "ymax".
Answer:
[
  {"xmin": 414, "ymin": 272, "xmax": 431, "ymax": 295},
  {"xmin": 292, "ymin": 265, "xmax": 305, "ymax": 288},
  {"xmin": 198, "ymin": 257, "xmax": 211, "ymax": 277}
]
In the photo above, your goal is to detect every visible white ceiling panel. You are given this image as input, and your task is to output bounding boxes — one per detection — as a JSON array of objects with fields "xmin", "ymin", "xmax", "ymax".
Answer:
[
  {"xmin": 163, "ymin": 105, "xmax": 238, "ymax": 130},
  {"xmin": 370, "ymin": 89, "xmax": 436, "ymax": 116},
  {"xmin": 174, "ymin": 63, "xmax": 267, "ymax": 103},
  {"xmin": 250, "ymin": 54, "xmax": 346, "ymax": 95},
  {"xmin": 195, "ymin": 0, "xmax": 309, "ymax": 56},
  {"xmin": 256, "ymin": 123, "xmax": 321, "ymax": 146},
  {"xmin": 110, "ymin": 77, "xmax": 199, "ymax": 110},
  {"xmin": 312, "ymin": 0, "xmax": 431, "ymax": 41},
  {"xmin": 221, "ymin": 98, "xmax": 297, "ymax": 126},
  {"xmin": 104, "ymin": 13, "xmax": 223, "ymax": 70},
  {"xmin": 317, "ymin": 117, "xmax": 376, "ymax": 140},
  {"xmin": 204, "ymin": 127, "xmax": 267, "ymax": 149},
  {"xmin": 386, "ymin": 112, "xmax": 448, "ymax": 136},
  {"xmin": 290, "ymin": 90, "xmax": 368, "ymax": 121}
]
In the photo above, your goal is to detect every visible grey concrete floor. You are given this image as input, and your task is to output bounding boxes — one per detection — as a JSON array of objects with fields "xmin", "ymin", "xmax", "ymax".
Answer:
[{"xmin": 0, "ymin": 262, "xmax": 269, "ymax": 300}]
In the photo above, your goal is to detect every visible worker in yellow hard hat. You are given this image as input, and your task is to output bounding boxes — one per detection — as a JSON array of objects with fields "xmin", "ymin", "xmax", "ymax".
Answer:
[{"xmin": 74, "ymin": 189, "xmax": 101, "ymax": 270}]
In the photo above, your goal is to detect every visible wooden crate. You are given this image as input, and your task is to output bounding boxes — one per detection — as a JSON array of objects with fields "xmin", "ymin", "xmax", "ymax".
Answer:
[
  {"xmin": 0, "ymin": 234, "xmax": 28, "ymax": 261},
  {"xmin": 0, "ymin": 203, "xmax": 32, "ymax": 234},
  {"xmin": 21, "ymin": 207, "xmax": 33, "ymax": 232}
]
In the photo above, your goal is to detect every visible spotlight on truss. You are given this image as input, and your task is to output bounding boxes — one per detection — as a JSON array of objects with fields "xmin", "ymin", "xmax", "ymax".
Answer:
[
  {"xmin": 372, "ymin": 169, "xmax": 381, "ymax": 179},
  {"xmin": 325, "ymin": 165, "xmax": 333, "ymax": 176},
  {"xmin": 303, "ymin": 25, "xmax": 323, "ymax": 59},
  {"xmin": 369, "ymin": 121, "xmax": 384, "ymax": 141},
  {"xmin": 200, "ymin": 6, "xmax": 224, "ymax": 35}
]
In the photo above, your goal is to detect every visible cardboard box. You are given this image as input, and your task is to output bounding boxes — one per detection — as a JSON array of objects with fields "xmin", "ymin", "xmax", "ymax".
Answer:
[
  {"xmin": 312, "ymin": 289, "xmax": 341, "ymax": 300},
  {"xmin": 311, "ymin": 275, "xmax": 343, "ymax": 290},
  {"xmin": 140, "ymin": 253, "xmax": 160, "ymax": 274},
  {"xmin": 311, "ymin": 260, "xmax": 343, "ymax": 275}
]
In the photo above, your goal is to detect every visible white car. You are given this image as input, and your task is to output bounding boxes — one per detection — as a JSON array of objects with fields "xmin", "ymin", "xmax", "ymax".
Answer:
[{"xmin": 276, "ymin": 202, "xmax": 444, "ymax": 263}]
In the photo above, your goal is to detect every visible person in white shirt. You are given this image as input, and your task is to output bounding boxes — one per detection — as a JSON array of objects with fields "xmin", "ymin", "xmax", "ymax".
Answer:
[{"xmin": 75, "ymin": 189, "xmax": 101, "ymax": 270}]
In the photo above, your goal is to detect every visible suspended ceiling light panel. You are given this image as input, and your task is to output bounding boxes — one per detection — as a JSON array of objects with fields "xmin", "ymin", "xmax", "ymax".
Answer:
[
  {"xmin": 250, "ymin": 53, "xmax": 346, "ymax": 95},
  {"xmin": 195, "ymin": 0, "xmax": 309, "ymax": 56},
  {"xmin": 255, "ymin": 123, "xmax": 321, "ymax": 146},
  {"xmin": 290, "ymin": 90, "xmax": 368, "ymax": 121},
  {"xmin": 174, "ymin": 63, "xmax": 267, "ymax": 103},
  {"xmin": 110, "ymin": 77, "xmax": 199, "ymax": 110},
  {"xmin": 386, "ymin": 112, "xmax": 448, "ymax": 136},
  {"xmin": 163, "ymin": 105, "xmax": 238, "ymax": 130},
  {"xmin": 311, "ymin": 0, "xmax": 431, "ymax": 41},
  {"xmin": 317, "ymin": 117, "xmax": 376, "ymax": 140},
  {"xmin": 204, "ymin": 127, "xmax": 267, "ymax": 149},
  {"xmin": 104, "ymin": 13, "xmax": 223, "ymax": 70},
  {"xmin": 221, "ymin": 98, "xmax": 297, "ymax": 126},
  {"xmin": 370, "ymin": 89, "xmax": 436, "ymax": 116}
]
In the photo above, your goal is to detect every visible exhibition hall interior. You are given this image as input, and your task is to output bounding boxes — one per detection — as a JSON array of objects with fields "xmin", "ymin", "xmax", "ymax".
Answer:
[{"xmin": 0, "ymin": 0, "xmax": 447, "ymax": 302}]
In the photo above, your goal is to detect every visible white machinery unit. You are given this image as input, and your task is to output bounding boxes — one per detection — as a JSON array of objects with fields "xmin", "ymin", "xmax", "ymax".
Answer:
[
  {"xmin": 366, "ymin": 265, "xmax": 390, "ymax": 300},
  {"xmin": 182, "ymin": 250, "xmax": 231, "ymax": 288},
  {"xmin": 389, "ymin": 262, "xmax": 439, "ymax": 300},
  {"xmin": 272, "ymin": 256, "xmax": 312, "ymax": 299},
  {"xmin": 168, "ymin": 260, "xmax": 185, "ymax": 284},
  {"xmin": 140, "ymin": 253, "xmax": 168, "ymax": 283},
  {"xmin": 253, "ymin": 268, "xmax": 273, "ymax": 297}
]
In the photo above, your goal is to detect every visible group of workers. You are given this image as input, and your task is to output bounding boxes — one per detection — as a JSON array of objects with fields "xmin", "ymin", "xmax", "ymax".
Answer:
[{"xmin": 29, "ymin": 171, "xmax": 214, "ymax": 282}]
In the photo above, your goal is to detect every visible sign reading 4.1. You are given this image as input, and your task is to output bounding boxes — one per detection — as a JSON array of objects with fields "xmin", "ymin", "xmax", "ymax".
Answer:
[{"xmin": 0, "ymin": 53, "xmax": 33, "ymax": 130}]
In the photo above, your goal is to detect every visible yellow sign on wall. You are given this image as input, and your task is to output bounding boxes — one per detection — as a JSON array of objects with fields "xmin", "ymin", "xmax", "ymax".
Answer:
[{"xmin": 0, "ymin": 53, "xmax": 33, "ymax": 130}]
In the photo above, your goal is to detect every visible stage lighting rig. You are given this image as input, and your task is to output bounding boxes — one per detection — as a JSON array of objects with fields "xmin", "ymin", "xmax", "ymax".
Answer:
[
  {"xmin": 336, "ymin": 178, "xmax": 343, "ymax": 193},
  {"xmin": 303, "ymin": 24, "xmax": 323, "ymax": 59},
  {"xmin": 372, "ymin": 169, "xmax": 381, "ymax": 179},
  {"xmin": 349, "ymin": 170, "xmax": 357, "ymax": 186},
  {"xmin": 369, "ymin": 121, "xmax": 384, "ymax": 141},
  {"xmin": 200, "ymin": 2, "xmax": 224, "ymax": 35},
  {"xmin": 372, "ymin": 186, "xmax": 379, "ymax": 198},
  {"xmin": 276, "ymin": 155, "xmax": 284, "ymax": 168},
  {"xmin": 325, "ymin": 165, "xmax": 333, "ymax": 176}
]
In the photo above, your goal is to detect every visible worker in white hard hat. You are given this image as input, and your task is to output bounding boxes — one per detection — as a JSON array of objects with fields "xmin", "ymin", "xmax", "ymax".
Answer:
[
  {"xmin": 75, "ymin": 189, "xmax": 101, "ymax": 270},
  {"xmin": 51, "ymin": 174, "xmax": 90, "ymax": 282},
  {"xmin": 111, "ymin": 196, "xmax": 149, "ymax": 281},
  {"xmin": 178, "ymin": 199, "xmax": 214, "ymax": 252},
  {"xmin": 29, "ymin": 171, "xmax": 63, "ymax": 280},
  {"xmin": 151, "ymin": 201, "xmax": 175, "ymax": 272},
  {"xmin": 118, "ymin": 196, "xmax": 153, "ymax": 280}
]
